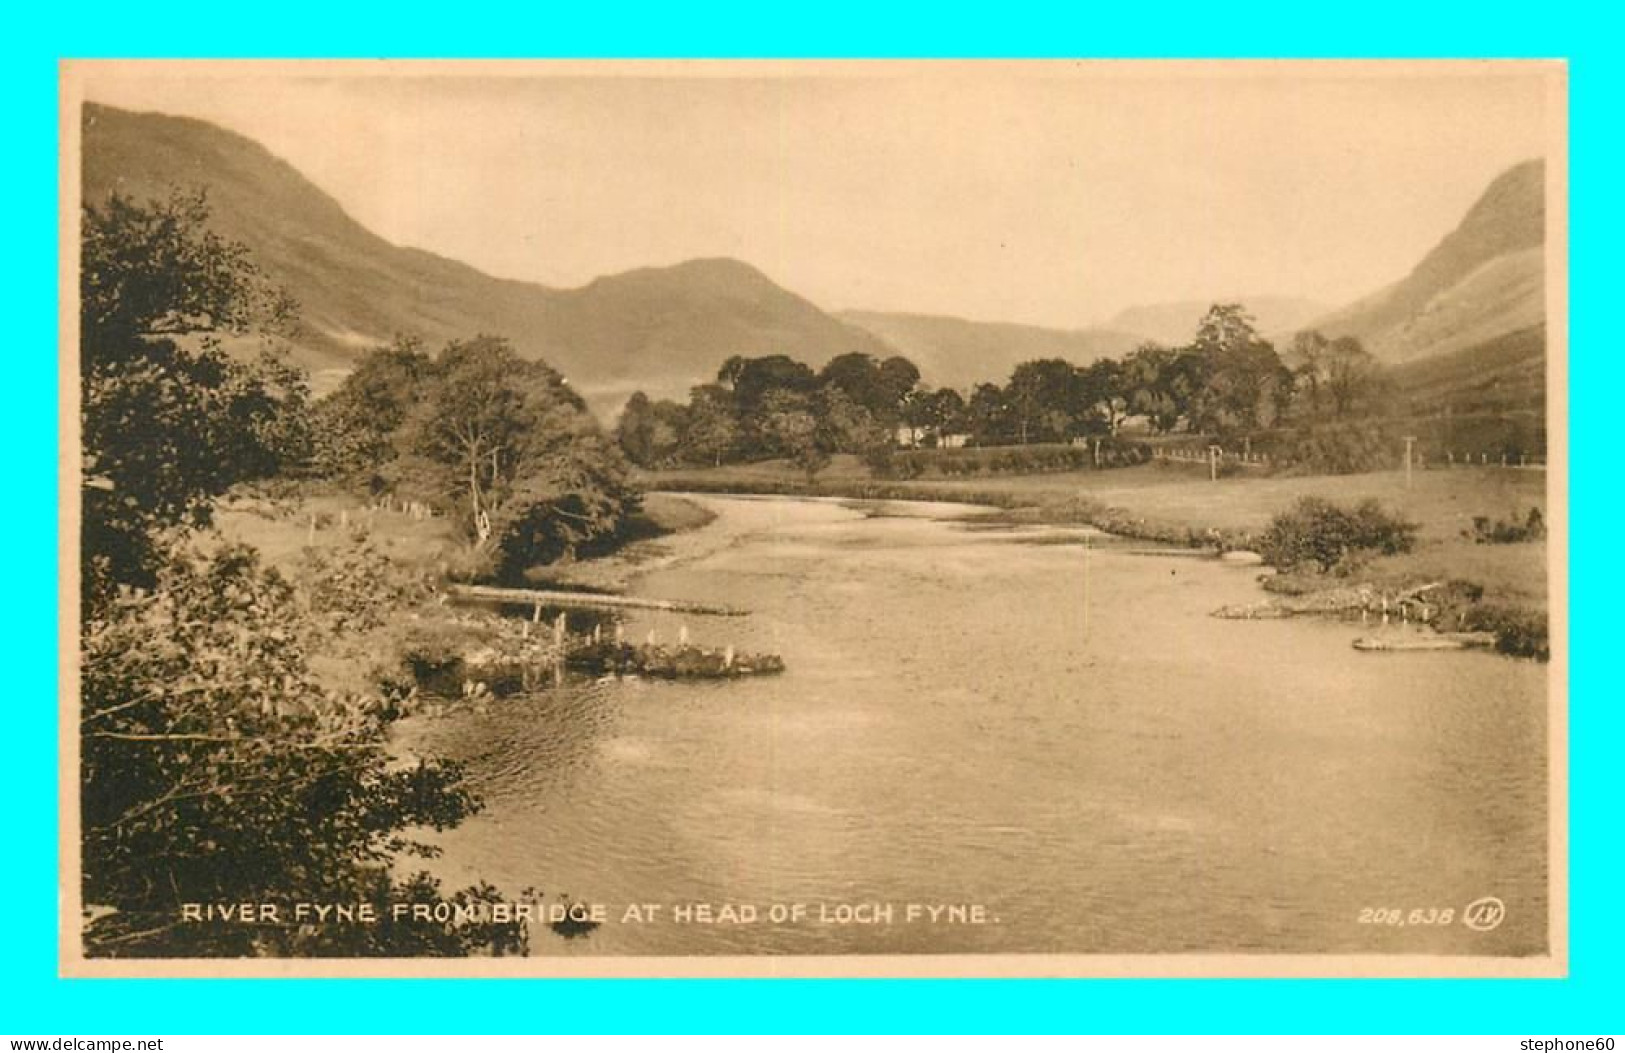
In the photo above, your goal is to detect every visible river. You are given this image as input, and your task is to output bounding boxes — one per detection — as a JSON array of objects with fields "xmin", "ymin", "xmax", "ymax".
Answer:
[{"xmin": 396, "ymin": 494, "xmax": 1549, "ymax": 958}]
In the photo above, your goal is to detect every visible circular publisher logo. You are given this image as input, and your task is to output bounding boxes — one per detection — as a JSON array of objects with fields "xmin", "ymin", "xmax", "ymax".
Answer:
[{"xmin": 1463, "ymin": 896, "xmax": 1506, "ymax": 932}]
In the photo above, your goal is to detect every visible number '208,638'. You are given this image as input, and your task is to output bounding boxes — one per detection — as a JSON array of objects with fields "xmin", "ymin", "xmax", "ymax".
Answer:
[{"xmin": 1358, "ymin": 907, "xmax": 1455, "ymax": 926}]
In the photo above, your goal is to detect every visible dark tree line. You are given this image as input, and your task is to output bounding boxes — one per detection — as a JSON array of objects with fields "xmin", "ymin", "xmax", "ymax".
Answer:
[
  {"xmin": 957, "ymin": 305, "xmax": 1382, "ymax": 446},
  {"xmin": 615, "ymin": 351, "xmax": 928, "ymax": 478},
  {"xmin": 616, "ymin": 303, "xmax": 1387, "ymax": 472}
]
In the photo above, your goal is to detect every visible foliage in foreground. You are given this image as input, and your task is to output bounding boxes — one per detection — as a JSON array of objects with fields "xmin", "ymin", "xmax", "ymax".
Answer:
[
  {"xmin": 78, "ymin": 186, "xmax": 528, "ymax": 957},
  {"xmin": 81, "ymin": 541, "xmax": 527, "ymax": 956},
  {"xmin": 81, "ymin": 189, "xmax": 311, "ymax": 606}
]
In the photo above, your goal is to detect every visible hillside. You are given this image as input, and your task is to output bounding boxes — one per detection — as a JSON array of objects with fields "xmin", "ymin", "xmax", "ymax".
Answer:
[
  {"xmin": 1105, "ymin": 296, "xmax": 1331, "ymax": 348},
  {"xmin": 1388, "ymin": 323, "xmax": 1547, "ymax": 417},
  {"xmin": 80, "ymin": 103, "xmax": 893, "ymax": 415},
  {"xmin": 838, "ymin": 310, "xmax": 1142, "ymax": 390},
  {"xmin": 1309, "ymin": 159, "xmax": 1546, "ymax": 364}
]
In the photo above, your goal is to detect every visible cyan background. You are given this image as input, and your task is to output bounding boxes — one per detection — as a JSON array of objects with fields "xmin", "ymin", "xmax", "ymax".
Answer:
[{"xmin": 7, "ymin": 1, "xmax": 1613, "ymax": 1033}]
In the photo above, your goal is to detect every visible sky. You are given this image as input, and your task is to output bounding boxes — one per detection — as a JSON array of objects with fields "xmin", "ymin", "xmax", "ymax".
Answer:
[{"xmin": 78, "ymin": 61, "xmax": 1558, "ymax": 329}]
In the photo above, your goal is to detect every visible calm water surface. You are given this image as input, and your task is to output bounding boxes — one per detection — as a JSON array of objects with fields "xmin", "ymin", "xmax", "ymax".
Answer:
[{"xmin": 397, "ymin": 494, "xmax": 1548, "ymax": 957}]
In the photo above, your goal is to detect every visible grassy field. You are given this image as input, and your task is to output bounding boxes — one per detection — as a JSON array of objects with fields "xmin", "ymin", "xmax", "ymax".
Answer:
[
  {"xmin": 213, "ymin": 484, "xmax": 715, "ymax": 585},
  {"xmin": 214, "ymin": 487, "xmax": 463, "ymax": 578},
  {"xmin": 641, "ymin": 458, "xmax": 1551, "ymax": 606}
]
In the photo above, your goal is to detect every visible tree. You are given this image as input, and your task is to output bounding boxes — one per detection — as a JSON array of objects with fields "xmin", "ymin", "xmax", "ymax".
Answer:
[
  {"xmin": 1287, "ymin": 330, "xmax": 1385, "ymax": 420},
  {"xmin": 716, "ymin": 355, "xmax": 748, "ymax": 392},
  {"xmin": 819, "ymin": 353, "xmax": 884, "ymax": 410},
  {"xmin": 1185, "ymin": 304, "xmax": 1293, "ymax": 436},
  {"xmin": 815, "ymin": 383, "xmax": 889, "ymax": 456},
  {"xmin": 925, "ymin": 388, "xmax": 968, "ymax": 443},
  {"xmin": 1007, "ymin": 359, "xmax": 1078, "ymax": 444},
  {"xmin": 1165, "ymin": 349, "xmax": 1211, "ymax": 434},
  {"xmin": 405, "ymin": 336, "xmax": 539, "ymax": 544},
  {"xmin": 898, "ymin": 388, "xmax": 933, "ymax": 447},
  {"xmin": 399, "ymin": 336, "xmax": 635, "ymax": 567},
  {"xmin": 968, "ymin": 382, "xmax": 1013, "ymax": 445},
  {"xmin": 81, "ymin": 189, "xmax": 309, "ymax": 604},
  {"xmin": 731, "ymin": 354, "xmax": 818, "ymax": 413},
  {"xmin": 1076, "ymin": 358, "xmax": 1129, "ymax": 435},
  {"xmin": 615, "ymin": 392, "xmax": 658, "ymax": 467},
  {"xmin": 725, "ymin": 355, "xmax": 820, "ymax": 454},
  {"xmin": 875, "ymin": 356, "xmax": 923, "ymax": 423},
  {"xmin": 816, "ymin": 352, "xmax": 921, "ymax": 427},
  {"xmin": 1324, "ymin": 335, "xmax": 1384, "ymax": 418},
  {"xmin": 632, "ymin": 397, "xmax": 689, "ymax": 468},
  {"xmin": 1123, "ymin": 342, "xmax": 1183, "ymax": 434},
  {"xmin": 311, "ymin": 336, "xmax": 432, "ymax": 487},
  {"xmin": 758, "ymin": 389, "xmax": 829, "ymax": 480},
  {"xmin": 493, "ymin": 429, "xmax": 640, "ymax": 575},
  {"xmin": 680, "ymin": 383, "xmax": 741, "ymax": 466},
  {"xmin": 1289, "ymin": 330, "xmax": 1331, "ymax": 416}
]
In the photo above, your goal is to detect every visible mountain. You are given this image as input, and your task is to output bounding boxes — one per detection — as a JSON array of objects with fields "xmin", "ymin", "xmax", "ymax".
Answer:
[
  {"xmin": 1307, "ymin": 159, "xmax": 1546, "ymax": 364},
  {"xmin": 1104, "ymin": 296, "xmax": 1331, "ymax": 349},
  {"xmin": 838, "ymin": 310, "xmax": 1143, "ymax": 390},
  {"xmin": 80, "ymin": 103, "xmax": 894, "ymax": 416},
  {"xmin": 1388, "ymin": 323, "xmax": 1546, "ymax": 417}
]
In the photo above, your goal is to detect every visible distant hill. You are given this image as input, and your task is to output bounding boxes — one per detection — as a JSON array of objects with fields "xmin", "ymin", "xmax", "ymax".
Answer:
[
  {"xmin": 838, "ymin": 310, "xmax": 1143, "ymax": 390},
  {"xmin": 1104, "ymin": 296, "xmax": 1331, "ymax": 348},
  {"xmin": 81, "ymin": 104, "xmax": 1550, "ymax": 421},
  {"xmin": 1307, "ymin": 159, "xmax": 1546, "ymax": 364},
  {"xmin": 1388, "ymin": 323, "xmax": 1547, "ymax": 417},
  {"xmin": 80, "ymin": 103, "xmax": 894, "ymax": 417}
]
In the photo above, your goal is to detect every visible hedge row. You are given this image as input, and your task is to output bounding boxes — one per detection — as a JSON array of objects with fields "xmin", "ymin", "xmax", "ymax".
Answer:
[
  {"xmin": 1147, "ymin": 412, "xmax": 1546, "ymax": 476},
  {"xmin": 874, "ymin": 439, "xmax": 1153, "ymax": 480}
]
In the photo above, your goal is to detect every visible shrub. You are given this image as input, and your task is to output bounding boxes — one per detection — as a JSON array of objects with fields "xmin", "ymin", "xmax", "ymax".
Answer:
[
  {"xmin": 294, "ymin": 532, "xmax": 434, "ymax": 634},
  {"xmin": 1279, "ymin": 422, "xmax": 1399, "ymax": 475},
  {"xmin": 1466, "ymin": 508, "xmax": 1546, "ymax": 545},
  {"xmin": 1257, "ymin": 497, "xmax": 1419, "ymax": 572},
  {"xmin": 1465, "ymin": 603, "xmax": 1550, "ymax": 660}
]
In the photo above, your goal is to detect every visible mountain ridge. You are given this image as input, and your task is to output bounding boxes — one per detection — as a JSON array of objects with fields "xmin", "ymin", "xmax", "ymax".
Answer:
[
  {"xmin": 82, "ymin": 103, "xmax": 1548, "ymax": 418},
  {"xmin": 81, "ymin": 103, "xmax": 894, "ymax": 413},
  {"xmin": 1306, "ymin": 158, "xmax": 1545, "ymax": 363}
]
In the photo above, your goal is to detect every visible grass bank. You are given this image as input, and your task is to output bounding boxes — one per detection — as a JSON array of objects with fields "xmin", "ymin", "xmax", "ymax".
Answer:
[{"xmin": 211, "ymin": 485, "xmax": 734, "ymax": 705}]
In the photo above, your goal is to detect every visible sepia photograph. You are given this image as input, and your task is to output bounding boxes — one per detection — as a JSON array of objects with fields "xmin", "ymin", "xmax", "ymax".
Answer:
[{"xmin": 58, "ymin": 59, "xmax": 1567, "ymax": 978}]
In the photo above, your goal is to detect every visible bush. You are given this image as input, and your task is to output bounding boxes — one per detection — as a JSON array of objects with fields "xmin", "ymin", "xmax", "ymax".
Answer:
[
  {"xmin": 1278, "ymin": 422, "xmax": 1399, "ymax": 475},
  {"xmin": 1466, "ymin": 508, "xmax": 1546, "ymax": 544},
  {"xmin": 1464, "ymin": 603, "xmax": 1550, "ymax": 660},
  {"xmin": 1257, "ymin": 497, "xmax": 1419, "ymax": 572},
  {"xmin": 295, "ymin": 532, "xmax": 434, "ymax": 633}
]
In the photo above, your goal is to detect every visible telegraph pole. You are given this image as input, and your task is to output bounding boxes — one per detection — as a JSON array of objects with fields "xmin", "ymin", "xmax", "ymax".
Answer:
[{"xmin": 1403, "ymin": 435, "xmax": 1417, "ymax": 490}]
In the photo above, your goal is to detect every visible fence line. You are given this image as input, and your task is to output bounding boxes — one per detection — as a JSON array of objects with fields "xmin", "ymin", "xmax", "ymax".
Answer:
[{"xmin": 1148, "ymin": 445, "xmax": 1547, "ymax": 470}]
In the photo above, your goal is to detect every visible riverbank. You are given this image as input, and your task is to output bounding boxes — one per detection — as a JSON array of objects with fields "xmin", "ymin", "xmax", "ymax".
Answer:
[
  {"xmin": 210, "ymin": 484, "xmax": 747, "ymax": 706},
  {"xmin": 639, "ymin": 458, "xmax": 1551, "ymax": 658}
]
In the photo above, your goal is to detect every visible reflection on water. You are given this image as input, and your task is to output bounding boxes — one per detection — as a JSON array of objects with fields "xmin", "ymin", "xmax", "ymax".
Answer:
[{"xmin": 396, "ymin": 495, "xmax": 1548, "ymax": 957}]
